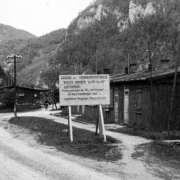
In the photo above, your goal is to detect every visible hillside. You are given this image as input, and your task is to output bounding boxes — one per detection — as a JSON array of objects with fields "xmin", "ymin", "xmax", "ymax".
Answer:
[
  {"xmin": 0, "ymin": 24, "xmax": 36, "ymax": 87},
  {"xmin": 1, "ymin": 0, "xmax": 180, "ymax": 88},
  {"xmin": 54, "ymin": 0, "xmax": 180, "ymax": 76},
  {"xmin": 16, "ymin": 29, "xmax": 66, "ymax": 86},
  {"xmin": 0, "ymin": 24, "xmax": 36, "ymax": 42},
  {"xmin": 0, "ymin": 28, "xmax": 66, "ymax": 87}
]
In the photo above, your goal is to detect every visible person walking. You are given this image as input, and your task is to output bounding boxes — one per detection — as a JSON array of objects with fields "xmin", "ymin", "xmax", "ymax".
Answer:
[{"xmin": 44, "ymin": 99, "xmax": 48, "ymax": 110}]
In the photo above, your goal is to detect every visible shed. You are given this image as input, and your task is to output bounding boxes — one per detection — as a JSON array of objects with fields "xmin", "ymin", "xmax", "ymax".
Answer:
[
  {"xmin": 0, "ymin": 85, "xmax": 49, "ymax": 105},
  {"xmin": 110, "ymin": 68, "xmax": 180, "ymax": 131}
]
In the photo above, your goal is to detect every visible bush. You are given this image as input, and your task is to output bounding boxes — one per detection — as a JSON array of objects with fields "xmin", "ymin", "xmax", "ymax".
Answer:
[{"xmin": 0, "ymin": 89, "xmax": 14, "ymax": 108}]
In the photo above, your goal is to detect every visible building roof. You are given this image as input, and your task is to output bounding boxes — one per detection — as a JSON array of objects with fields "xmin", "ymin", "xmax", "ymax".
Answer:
[
  {"xmin": 111, "ymin": 67, "xmax": 180, "ymax": 83},
  {"xmin": 0, "ymin": 85, "xmax": 49, "ymax": 91}
]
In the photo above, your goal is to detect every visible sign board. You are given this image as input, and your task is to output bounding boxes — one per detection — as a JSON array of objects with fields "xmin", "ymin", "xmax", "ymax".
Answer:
[{"xmin": 59, "ymin": 75, "xmax": 110, "ymax": 106}]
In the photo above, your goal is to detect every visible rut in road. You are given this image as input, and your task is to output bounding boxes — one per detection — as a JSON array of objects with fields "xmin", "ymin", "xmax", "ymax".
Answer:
[{"xmin": 0, "ymin": 126, "xmax": 119, "ymax": 180}]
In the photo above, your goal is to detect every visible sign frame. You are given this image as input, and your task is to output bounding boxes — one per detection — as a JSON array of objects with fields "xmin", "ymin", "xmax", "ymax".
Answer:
[{"xmin": 59, "ymin": 74, "xmax": 110, "ymax": 106}]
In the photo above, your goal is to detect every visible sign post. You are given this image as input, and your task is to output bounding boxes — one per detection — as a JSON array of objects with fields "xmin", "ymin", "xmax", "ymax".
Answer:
[
  {"xmin": 99, "ymin": 105, "xmax": 107, "ymax": 142},
  {"xmin": 68, "ymin": 106, "xmax": 73, "ymax": 142},
  {"xmin": 59, "ymin": 75, "xmax": 110, "ymax": 142}
]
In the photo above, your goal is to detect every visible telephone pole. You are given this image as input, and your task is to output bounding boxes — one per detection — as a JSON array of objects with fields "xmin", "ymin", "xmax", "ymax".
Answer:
[{"xmin": 7, "ymin": 54, "xmax": 22, "ymax": 118}]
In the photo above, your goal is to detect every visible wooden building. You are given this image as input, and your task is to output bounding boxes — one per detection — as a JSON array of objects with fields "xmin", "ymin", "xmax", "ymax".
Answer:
[
  {"xmin": 110, "ymin": 68, "xmax": 180, "ymax": 131},
  {"xmin": 0, "ymin": 85, "xmax": 48, "ymax": 105}
]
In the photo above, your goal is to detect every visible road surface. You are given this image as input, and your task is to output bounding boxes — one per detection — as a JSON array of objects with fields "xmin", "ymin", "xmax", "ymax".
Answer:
[
  {"xmin": 0, "ymin": 123, "xmax": 117, "ymax": 180},
  {"xmin": 0, "ymin": 109, "xmax": 179, "ymax": 180}
]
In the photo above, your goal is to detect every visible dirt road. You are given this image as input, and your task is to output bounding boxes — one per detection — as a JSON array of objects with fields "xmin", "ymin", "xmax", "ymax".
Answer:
[
  {"xmin": 0, "ymin": 109, "xmax": 180, "ymax": 180},
  {"xmin": 0, "ymin": 123, "xmax": 118, "ymax": 180}
]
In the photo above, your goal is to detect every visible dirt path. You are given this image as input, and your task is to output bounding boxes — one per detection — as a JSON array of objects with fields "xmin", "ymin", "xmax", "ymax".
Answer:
[
  {"xmin": 0, "ymin": 124, "xmax": 118, "ymax": 180},
  {"xmin": 0, "ymin": 109, "xmax": 179, "ymax": 180},
  {"xmin": 45, "ymin": 113, "xmax": 158, "ymax": 180}
]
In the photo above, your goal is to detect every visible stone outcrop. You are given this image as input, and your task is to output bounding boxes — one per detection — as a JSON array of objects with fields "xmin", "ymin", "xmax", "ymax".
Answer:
[
  {"xmin": 68, "ymin": 0, "xmax": 156, "ymax": 35},
  {"xmin": 129, "ymin": 1, "xmax": 156, "ymax": 23}
]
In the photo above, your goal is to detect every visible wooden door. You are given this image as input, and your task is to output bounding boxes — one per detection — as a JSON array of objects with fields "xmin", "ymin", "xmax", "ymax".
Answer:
[
  {"xmin": 124, "ymin": 89, "xmax": 129, "ymax": 124},
  {"xmin": 136, "ymin": 89, "xmax": 142, "ymax": 125},
  {"xmin": 114, "ymin": 89, "xmax": 119, "ymax": 124}
]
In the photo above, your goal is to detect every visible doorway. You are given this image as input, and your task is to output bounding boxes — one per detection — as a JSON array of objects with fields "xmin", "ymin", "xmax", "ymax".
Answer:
[{"xmin": 124, "ymin": 89, "xmax": 129, "ymax": 124}]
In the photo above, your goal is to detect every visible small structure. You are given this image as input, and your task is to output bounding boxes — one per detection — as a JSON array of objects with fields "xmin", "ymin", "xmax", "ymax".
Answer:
[
  {"xmin": 110, "ymin": 67, "xmax": 180, "ymax": 131},
  {"xmin": 0, "ymin": 85, "xmax": 49, "ymax": 109}
]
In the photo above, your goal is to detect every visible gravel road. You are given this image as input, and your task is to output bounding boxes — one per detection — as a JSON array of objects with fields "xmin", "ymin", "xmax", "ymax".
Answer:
[
  {"xmin": 0, "ymin": 125, "xmax": 118, "ymax": 180},
  {"xmin": 0, "ymin": 109, "xmax": 180, "ymax": 180}
]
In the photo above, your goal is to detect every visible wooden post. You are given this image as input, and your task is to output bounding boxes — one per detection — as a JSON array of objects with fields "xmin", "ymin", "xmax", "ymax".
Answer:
[
  {"xmin": 99, "ymin": 109, "xmax": 102, "ymax": 136},
  {"xmin": 168, "ymin": 42, "xmax": 180, "ymax": 139},
  {"xmin": 68, "ymin": 106, "xmax": 73, "ymax": 142},
  {"xmin": 99, "ymin": 105, "xmax": 107, "ymax": 142},
  {"xmin": 7, "ymin": 55, "xmax": 22, "ymax": 118},
  {"xmin": 128, "ymin": 54, "xmax": 130, "ymax": 74},
  {"xmin": 95, "ymin": 106, "xmax": 99, "ymax": 136},
  {"xmin": 77, "ymin": 105, "xmax": 80, "ymax": 113},
  {"xmin": 82, "ymin": 105, "xmax": 85, "ymax": 114},
  {"xmin": 14, "ymin": 56, "xmax": 17, "ymax": 118}
]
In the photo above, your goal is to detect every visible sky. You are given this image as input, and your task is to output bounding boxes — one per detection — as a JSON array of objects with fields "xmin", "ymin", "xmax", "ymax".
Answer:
[{"xmin": 0, "ymin": 0, "xmax": 93, "ymax": 37}]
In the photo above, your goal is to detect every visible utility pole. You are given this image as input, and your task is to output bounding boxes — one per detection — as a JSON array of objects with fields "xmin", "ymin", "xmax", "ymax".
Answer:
[
  {"xmin": 128, "ymin": 54, "xmax": 130, "ymax": 74},
  {"xmin": 168, "ymin": 42, "xmax": 180, "ymax": 138},
  {"xmin": 168, "ymin": 27, "xmax": 180, "ymax": 139},
  {"xmin": 147, "ymin": 40, "xmax": 154, "ymax": 127},
  {"xmin": 7, "ymin": 54, "xmax": 22, "ymax": 118}
]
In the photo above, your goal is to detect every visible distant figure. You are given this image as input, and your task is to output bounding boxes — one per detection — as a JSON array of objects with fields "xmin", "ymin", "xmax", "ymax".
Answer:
[{"xmin": 44, "ymin": 100, "xmax": 48, "ymax": 109}]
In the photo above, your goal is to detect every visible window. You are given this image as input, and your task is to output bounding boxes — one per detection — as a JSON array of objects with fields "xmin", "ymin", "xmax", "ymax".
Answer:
[
  {"xmin": 124, "ymin": 90, "xmax": 129, "ymax": 95},
  {"xmin": 18, "ymin": 93, "xmax": 25, "ymax": 97}
]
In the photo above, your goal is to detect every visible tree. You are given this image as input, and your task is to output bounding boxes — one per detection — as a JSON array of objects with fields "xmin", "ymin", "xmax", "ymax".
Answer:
[
  {"xmin": 0, "ymin": 65, "xmax": 12, "ymax": 87},
  {"xmin": 0, "ymin": 89, "xmax": 14, "ymax": 108}
]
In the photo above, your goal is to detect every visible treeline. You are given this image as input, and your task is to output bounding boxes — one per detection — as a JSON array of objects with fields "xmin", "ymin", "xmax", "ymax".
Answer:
[
  {"xmin": 0, "ymin": 29, "xmax": 66, "ymax": 87},
  {"xmin": 2, "ymin": 0, "xmax": 180, "ymax": 88},
  {"xmin": 0, "ymin": 65, "xmax": 11, "ymax": 87},
  {"xmin": 53, "ymin": 0, "xmax": 180, "ymax": 76}
]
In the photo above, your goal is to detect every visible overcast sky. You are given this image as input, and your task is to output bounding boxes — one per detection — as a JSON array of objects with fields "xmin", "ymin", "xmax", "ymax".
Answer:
[{"xmin": 0, "ymin": 0, "xmax": 93, "ymax": 37}]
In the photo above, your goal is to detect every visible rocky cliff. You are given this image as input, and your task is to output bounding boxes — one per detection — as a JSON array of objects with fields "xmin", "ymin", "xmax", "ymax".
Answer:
[
  {"xmin": 55, "ymin": 0, "xmax": 180, "ymax": 75},
  {"xmin": 67, "ymin": 0, "xmax": 157, "ymax": 34}
]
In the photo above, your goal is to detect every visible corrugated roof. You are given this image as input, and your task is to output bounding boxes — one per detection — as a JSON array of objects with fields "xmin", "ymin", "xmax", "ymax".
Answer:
[
  {"xmin": 0, "ymin": 85, "xmax": 49, "ymax": 91},
  {"xmin": 111, "ymin": 67, "xmax": 180, "ymax": 83}
]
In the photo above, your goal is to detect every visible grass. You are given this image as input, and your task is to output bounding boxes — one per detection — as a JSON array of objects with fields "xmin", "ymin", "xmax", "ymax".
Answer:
[
  {"xmin": 0, "ymin": 106, "xmax": 42, "ymax": 113},
  {"xmin": 132, "ymin": 141, "xmax": 180, "ymax": 178},
  {"xmin": 108, "ymin": 126, "xmax": 180, "ymax": 140},
  {"xmin": 133, "ymin": 141, "xmax": 180, "ymax": 161},
  {"xmin": 0, "ymin": 108, "xmax": 13, "ymax": 113},
  {"xmin": 59, "ymin": 111, "xmax": 180, "ymax": 140},
  {"xmin": 8, "ymin": 116, "xmax": 122, "ymax": 161},
  {"xmin": 148, "ymin": 141, "xmax": 180, "ymax": 163},
  {"xmin": 53, "ymin": 111, "xmax": 95, "ymax": 124}
]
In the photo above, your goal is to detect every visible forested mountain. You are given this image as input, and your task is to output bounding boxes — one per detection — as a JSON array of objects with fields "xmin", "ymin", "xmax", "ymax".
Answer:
[
  {"xmin": 0, "ymin": 24, "xmax": 36, "ymax": 87},
  {"xmin": 1, "ymin": 0, "xmax": 180, "ymax": 88},
  {"xmin": 0, "ymin": 28, "xmax": 66, "ymax": 87},
  {"xmin": 54, "ymin": 0, "xmax": 180, "ymax": 76},
  {"xmin": 0, "ymin": 24, "xmax": 36, "ymax": 42},
  {"xmin": 16, "ymin": 29, "xmax": 66, "ymax": 87}
]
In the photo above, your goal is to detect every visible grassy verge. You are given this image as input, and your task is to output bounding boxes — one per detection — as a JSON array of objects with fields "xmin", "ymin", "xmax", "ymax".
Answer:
[
  {"xmin": 58, "ymin": 110, "xmax": 180, "ymax": 140},
  {"xmin": 0, "ymin": 108, "xmax": 13, "ymax": 113},
  {"xmin": 132, "ymin": 141, "xmax": 180, "ymax": 179},
  {"xmin": 8, "ymin": 116, "xmax": 122, "ymax": 161},
  {"xmin": 53, "ymin": 111, "xmax": 95, "ymax": 124},
  {"xmin": 108, "ymin": 126, "xmax": 180, "ymax": 140},
  {"xmin": 54, "ymin": 111, "xmax": 180, "ymax": 141},
  {"xmin": 0, "ymin": 106, "xmax": 42, "ymax": 113}
]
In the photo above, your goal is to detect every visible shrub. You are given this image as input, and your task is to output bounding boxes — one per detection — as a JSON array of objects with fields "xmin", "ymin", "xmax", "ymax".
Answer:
[{"xmin": 0, "ymin": 88, "xmax": 14, "ymax": 108}]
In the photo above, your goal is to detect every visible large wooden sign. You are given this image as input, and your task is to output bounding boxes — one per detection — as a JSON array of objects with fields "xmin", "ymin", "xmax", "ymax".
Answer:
[{"xmin": 59, "ymin": 75, "xmax": 110, "ymax": 106}]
